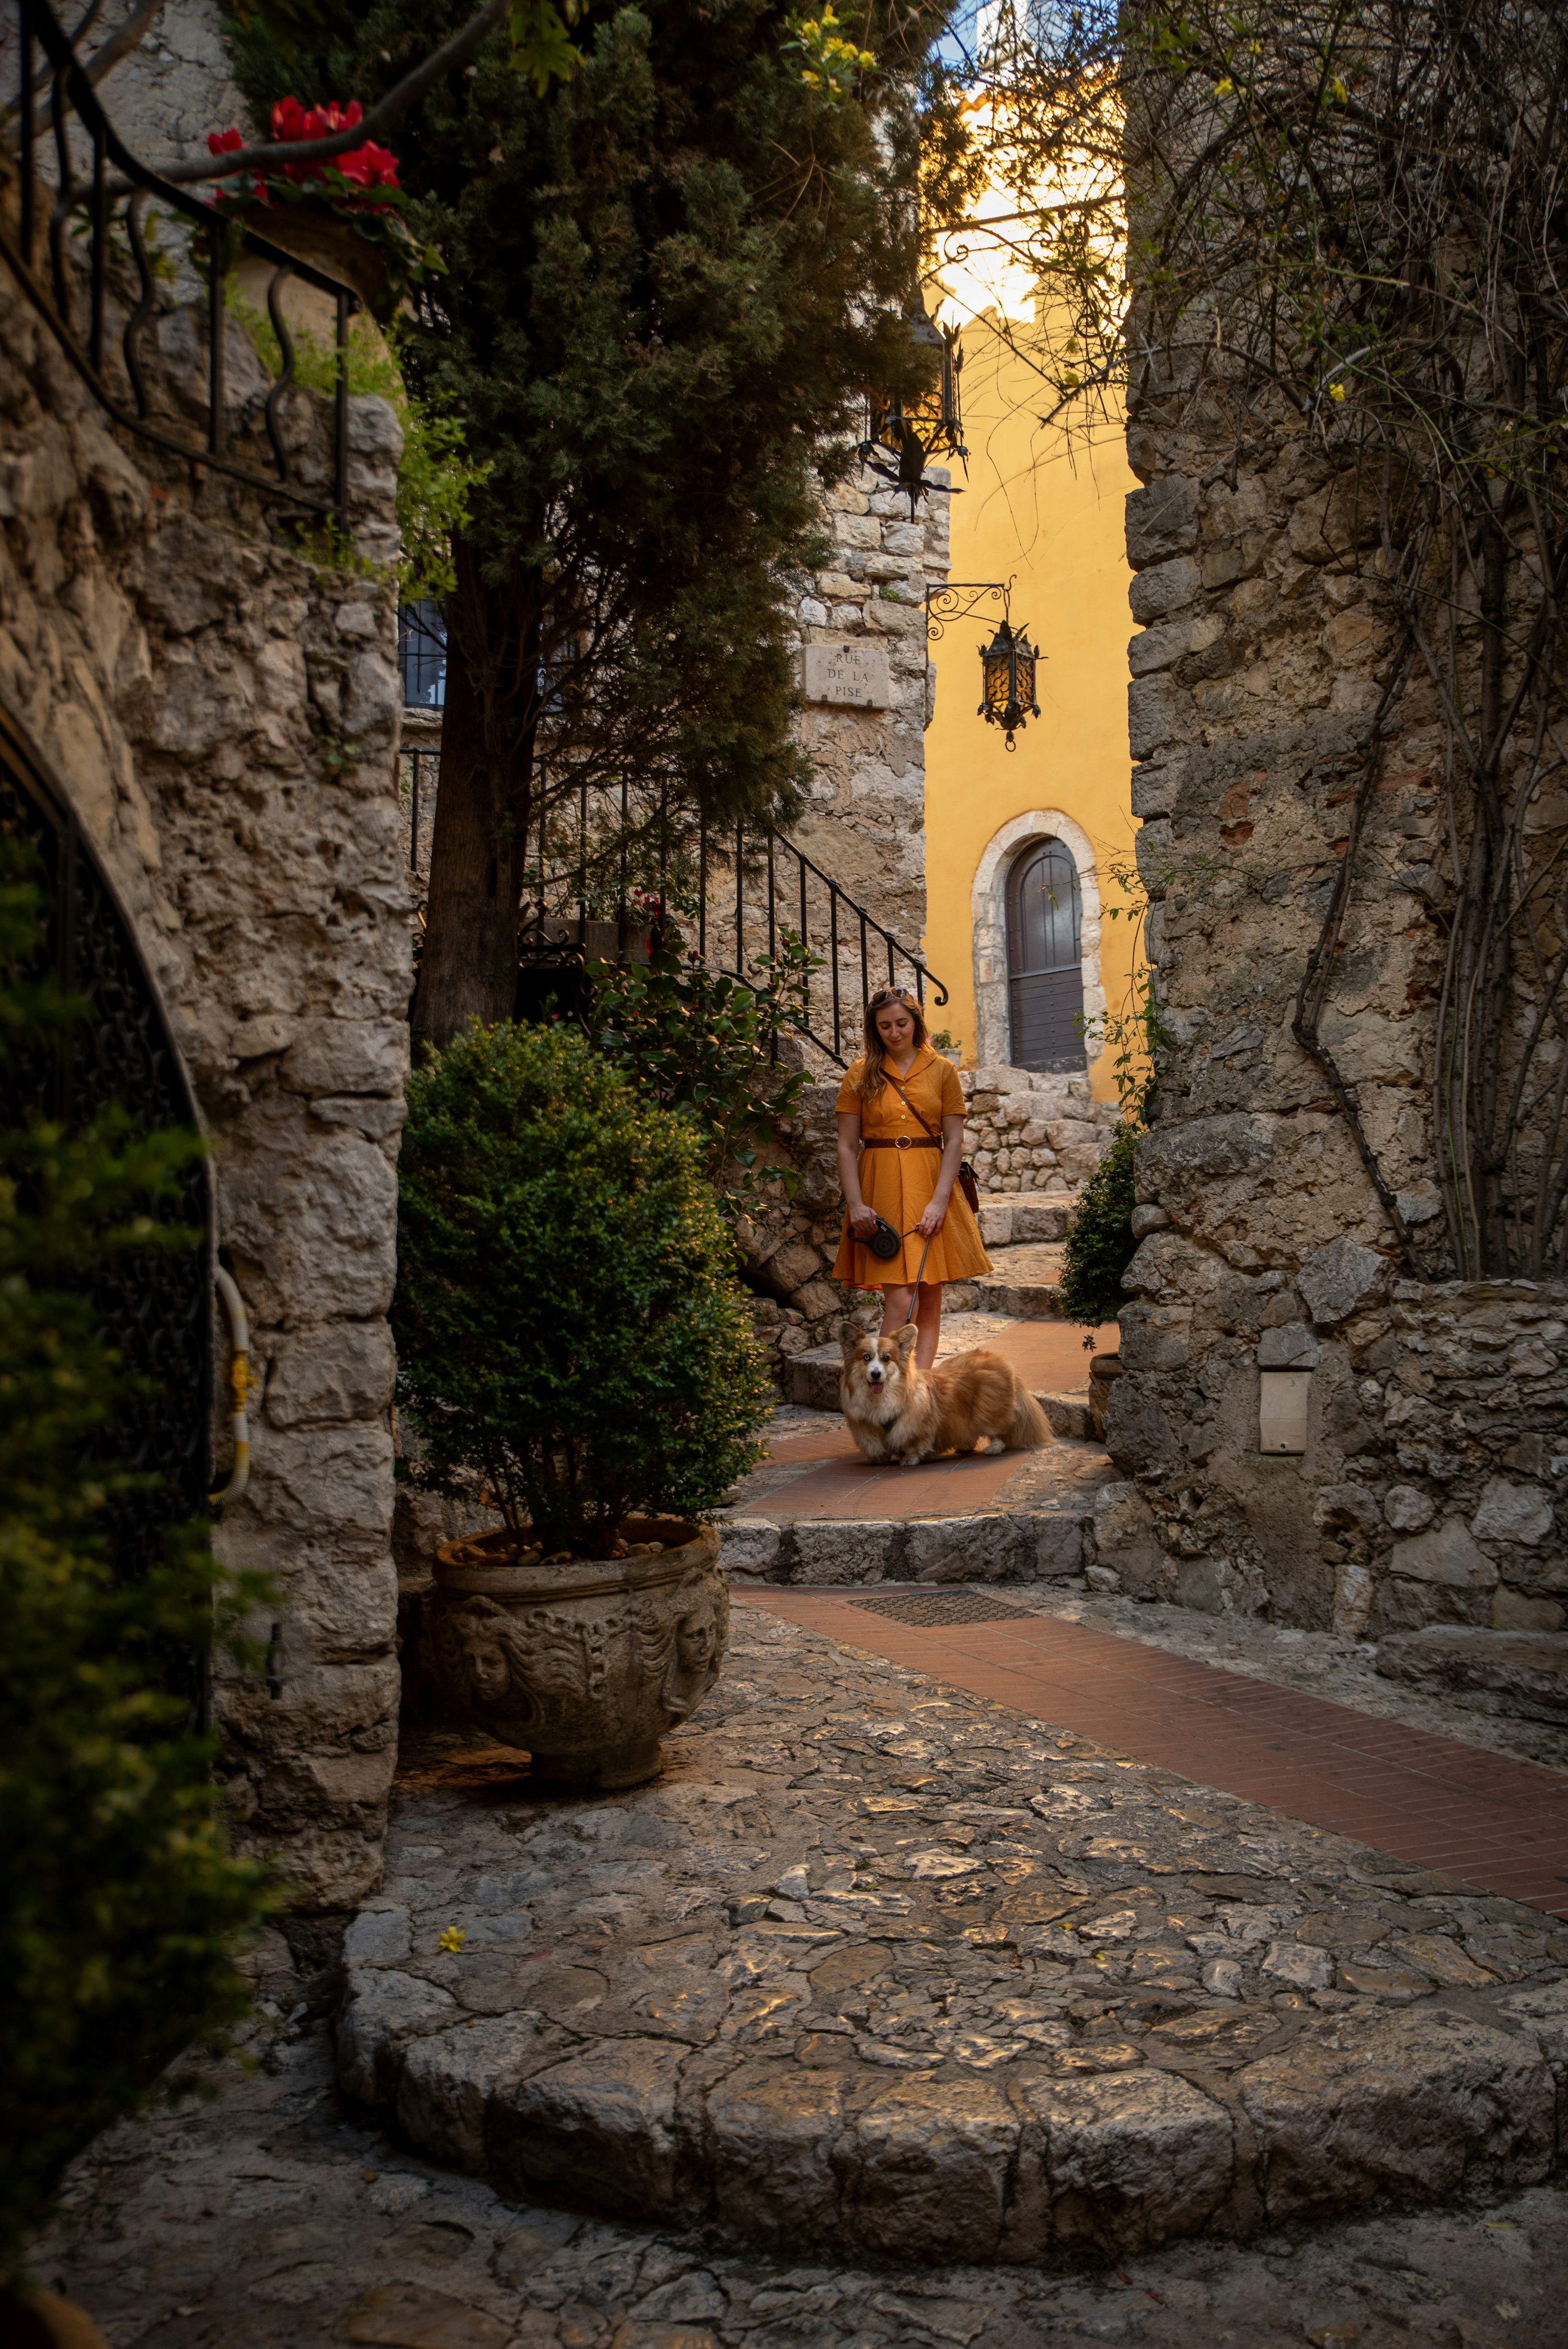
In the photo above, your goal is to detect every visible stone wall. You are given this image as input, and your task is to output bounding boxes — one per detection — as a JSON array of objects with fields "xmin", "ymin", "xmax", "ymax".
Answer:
[
  {"xmin": 963, "ymin": 1064, "xmax": 1120, "ymax": 1195},
  {"xmin": 0, "ymin": 245, "xmax": 409, "ymax": 1908},
  {"xmin": 75, "ymin": 0, "xmax": 248, "ymax": 171},
  {"xmin": 1104, "ymin": 344, "xmax": 1567, "ymax": 1631},
  {"xmin": 788, "ymin": 461, "xmax": 948, "ymax": 958}
]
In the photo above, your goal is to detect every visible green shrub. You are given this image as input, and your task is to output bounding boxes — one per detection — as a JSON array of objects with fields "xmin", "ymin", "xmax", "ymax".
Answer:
[
  {"xmin": 587, "ymin": 931, "xmax": 818, "ymax": 1211},
  {"xmin": 1056, "ymin": 1122, "xmax": 1140, "ymax": 1344},
  {"xmin": 394, "ymin": 1021, "xmax": 773, "ymax": 1556},
  {"xmin": 0, "ymin": 865, "xmax": 271, "ymax": 2277},
  {"xmin": 226, "ymin": 296, "xmax": 489, "ymax": 600}
]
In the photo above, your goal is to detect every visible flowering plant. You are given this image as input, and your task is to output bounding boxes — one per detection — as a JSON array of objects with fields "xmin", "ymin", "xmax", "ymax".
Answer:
[{"xmin": 206, "ymin": 96, "xmax": 440, "ymax": 309}]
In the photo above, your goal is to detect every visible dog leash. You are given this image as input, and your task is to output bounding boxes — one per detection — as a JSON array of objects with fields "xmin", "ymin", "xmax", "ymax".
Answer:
[{"xmin": 904, "ymin": 1231, "xmax": 935, "ymax": 1326}]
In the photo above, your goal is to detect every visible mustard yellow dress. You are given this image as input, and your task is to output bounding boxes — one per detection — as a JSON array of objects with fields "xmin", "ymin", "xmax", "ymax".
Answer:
[{"xmin": 831, "ymin": 1044, "xmax": 993, "ymax": 1290}]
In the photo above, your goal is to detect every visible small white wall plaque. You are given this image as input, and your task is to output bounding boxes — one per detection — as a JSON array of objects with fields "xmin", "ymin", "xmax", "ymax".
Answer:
[
  {"xmin": 803, "ymin": 643, "xmax": 892, "ymax": 709},
  {"xmin": 1259, "ymin": 1369, "xmax": 1311, "ymax": 1455}
]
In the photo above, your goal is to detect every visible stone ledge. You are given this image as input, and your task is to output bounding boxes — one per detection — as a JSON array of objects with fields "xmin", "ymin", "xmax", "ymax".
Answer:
[
  {"xmin": 1376, "ymin": 1627, "xmax": 1568, "ymax": 1726},
  {"xmin": 719, "ymin": 1510, "xmax": 1093, "ymax": 1586},
  {"xmin": 338, "ymin": 1614, "xmax": 1568, "ymax": 2268}
]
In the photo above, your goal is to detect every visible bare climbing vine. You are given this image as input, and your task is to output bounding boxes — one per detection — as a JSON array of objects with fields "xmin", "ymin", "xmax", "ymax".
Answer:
[{"xmin": 948, "ymin": 0, "xmax": 1568, "ymax": 1280}]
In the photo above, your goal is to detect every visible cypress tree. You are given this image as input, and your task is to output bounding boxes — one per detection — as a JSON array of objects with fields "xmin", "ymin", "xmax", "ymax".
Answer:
[{"xmin": 228, "ymin": 0, "xmax": 943, "ymax": 1043}]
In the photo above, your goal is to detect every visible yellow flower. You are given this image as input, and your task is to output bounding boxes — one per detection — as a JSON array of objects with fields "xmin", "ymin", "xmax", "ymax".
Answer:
[
  {"xmin": 1329, "ymin": 381, "xmax": 1347, "ymax": 401},
  {"xmin": 1216, "ymin": 76, "xmax": 1233, "ymax": 94},
  {"xmin": 437, "ymin": 1926, "xmax": 467, "ymax": 1953}
]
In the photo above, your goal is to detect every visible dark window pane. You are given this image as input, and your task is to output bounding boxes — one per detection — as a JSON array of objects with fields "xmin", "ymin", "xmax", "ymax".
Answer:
[{"xmin": 398, "ymin": 601, "xmax": 447, "ymax": 708}]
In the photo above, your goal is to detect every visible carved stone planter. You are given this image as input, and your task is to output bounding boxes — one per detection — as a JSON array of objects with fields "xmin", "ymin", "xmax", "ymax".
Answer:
[{"xmin": 428, "ymin": 1517, "xmax": 728, "ymax": 1789}]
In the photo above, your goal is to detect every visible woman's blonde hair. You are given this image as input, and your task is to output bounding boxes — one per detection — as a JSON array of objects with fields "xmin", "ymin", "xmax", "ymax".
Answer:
[{"xmin": 852, "ymin": 987, "xmax": 929, "ymax": 1105}]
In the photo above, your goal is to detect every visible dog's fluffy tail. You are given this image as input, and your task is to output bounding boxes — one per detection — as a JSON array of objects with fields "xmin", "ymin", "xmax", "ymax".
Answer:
[{"xmin": 1007, "ymin": 1381, "xmax": 1053, "ymax": 1451}]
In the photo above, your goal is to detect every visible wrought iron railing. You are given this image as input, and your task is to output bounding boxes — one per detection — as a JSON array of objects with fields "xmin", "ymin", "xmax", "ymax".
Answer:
[
  {"xmin": 396, "ymin": 751, "xmax": 947, "ymax": 1067},
  {"xmin": 2, "ymin": 0, "xmax": 357, "ymax": 521},
  {"xmin": 691, "ymin": 818, "xmax": 945, "ymax": 1066}
]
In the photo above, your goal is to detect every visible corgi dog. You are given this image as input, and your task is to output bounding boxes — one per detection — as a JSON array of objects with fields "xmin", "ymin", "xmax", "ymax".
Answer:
[{"xmin": 839, "ymin": 1323, "xmax": 1052, "ymax": 1468}]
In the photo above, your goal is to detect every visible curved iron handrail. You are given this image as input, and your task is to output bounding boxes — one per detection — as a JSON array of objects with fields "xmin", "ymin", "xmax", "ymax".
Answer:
[{"xmin": 3, "ymin": 0, "xmax": 358, "ymax": 519}]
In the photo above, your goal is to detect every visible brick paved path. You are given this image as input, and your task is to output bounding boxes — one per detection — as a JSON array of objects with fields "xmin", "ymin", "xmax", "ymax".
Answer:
[
  {"xmin": 742, "ymin": 1316, "xmax": 1120, "ymax": 1521},
  {"xmin": 738, "ymin": 1588, "xmax": 1568, "ymax": 1919}
]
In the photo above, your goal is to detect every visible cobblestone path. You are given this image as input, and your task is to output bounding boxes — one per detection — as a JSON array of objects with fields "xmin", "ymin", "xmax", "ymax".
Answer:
[
  {"xmin": 739, "ymin": 1594, "xmax": 1568, "ymax": 1918},
  {"xmin": 34, "ymin": 1609, "xmax": 1568, "ymax": 2345}
]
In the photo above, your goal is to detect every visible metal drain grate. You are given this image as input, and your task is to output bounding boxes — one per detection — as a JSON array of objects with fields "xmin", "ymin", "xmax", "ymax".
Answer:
[{"xmin": 849, "ymin": 1591, "xmax": 1040, "ymax": 1628}]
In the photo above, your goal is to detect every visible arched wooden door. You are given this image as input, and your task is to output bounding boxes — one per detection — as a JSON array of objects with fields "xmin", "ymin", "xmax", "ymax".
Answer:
[{"xmin": 1005, "ymin": 838, "xmax": 1085, "ymax": 1069}]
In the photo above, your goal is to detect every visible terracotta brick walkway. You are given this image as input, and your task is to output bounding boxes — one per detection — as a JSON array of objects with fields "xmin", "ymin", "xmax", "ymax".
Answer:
[
  {"xmin": 749, "ymin": 1318, "xmax": 1121, "ymax": 1519},
  {"xmin": 737, "ymin": 1588, "xmax": 1568, "ymax": 1919},
  {"xmin": 752, "ymin": 1444, "xmax": 1030, "ymax": 1519}
]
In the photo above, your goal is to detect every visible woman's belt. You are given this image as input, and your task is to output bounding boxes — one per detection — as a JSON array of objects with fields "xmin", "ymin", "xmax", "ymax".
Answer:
[{"xmin": 861, "ymin": 1136, "xmax": 941, "ymax": 1149}]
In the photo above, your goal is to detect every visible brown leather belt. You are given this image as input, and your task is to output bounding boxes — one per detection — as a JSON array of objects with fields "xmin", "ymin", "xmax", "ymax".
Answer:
[{"xmin": 861, "ymin": 1136, "xmax": 940, "ymax": 1149}]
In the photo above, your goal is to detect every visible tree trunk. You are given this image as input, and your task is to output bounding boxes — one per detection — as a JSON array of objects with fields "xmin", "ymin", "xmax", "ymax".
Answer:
[{"xmin": 410, "ymin": 534, "xmax": 540, "ymax": 1052}]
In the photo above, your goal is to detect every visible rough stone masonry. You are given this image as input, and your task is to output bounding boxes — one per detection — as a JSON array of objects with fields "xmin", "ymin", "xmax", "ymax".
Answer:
[
  {"xmin": 0, "ymin": 228, "xmax": 409, "ymax": 1908},
  {"xmin": 1106, "ymin": 346, "xmax": 1568, "ymax": 1640}
]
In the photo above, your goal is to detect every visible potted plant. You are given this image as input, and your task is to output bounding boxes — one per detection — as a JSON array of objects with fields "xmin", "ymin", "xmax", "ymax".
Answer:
[
  {"xmin": 393, "ymin": 1021, "xmax": 773, "ymax": 1788},
  {"xmin": 206, "ymin": 97, "xmax": 442, "ymax": 317}
]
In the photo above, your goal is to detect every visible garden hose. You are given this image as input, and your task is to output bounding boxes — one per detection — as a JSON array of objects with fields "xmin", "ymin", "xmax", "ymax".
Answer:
[{"xmin": 211, "ymin": 1264, "xmax": 251, "ymax": 1510}]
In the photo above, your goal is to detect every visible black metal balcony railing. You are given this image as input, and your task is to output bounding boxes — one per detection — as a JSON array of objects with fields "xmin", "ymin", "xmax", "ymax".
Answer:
[
  {"xmin": 396, "ymin": 752, "xmax": 947, "ymax": 1068},
  {"xmin": 2, "ymin": 0, "xmax": 357, "ymax": 522}
]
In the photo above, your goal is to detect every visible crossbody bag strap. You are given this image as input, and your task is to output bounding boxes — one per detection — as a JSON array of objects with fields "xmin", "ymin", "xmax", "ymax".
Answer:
[
  {"xmin": 884, "ymin": 1065, "xmax": 981, "ymax": 1218},
  {"xmin": 882, "ymin": 1067, "xmax": 943, "ymax": 1144}
]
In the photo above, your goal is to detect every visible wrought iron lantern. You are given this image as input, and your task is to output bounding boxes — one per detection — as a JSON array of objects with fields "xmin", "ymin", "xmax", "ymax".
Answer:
[
  {"xmin": 860, "ymin": 303, "xmax": 967, "ymax": 517},
  {"xmin": 978, "ymin": 617, "xmax": 1042, "ymax": 749}
]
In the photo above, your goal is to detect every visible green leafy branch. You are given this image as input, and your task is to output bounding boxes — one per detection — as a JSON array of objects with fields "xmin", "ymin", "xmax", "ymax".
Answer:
[{"xmin": 227, "ymin": 290, "xmax": 489, "ymax": 598}]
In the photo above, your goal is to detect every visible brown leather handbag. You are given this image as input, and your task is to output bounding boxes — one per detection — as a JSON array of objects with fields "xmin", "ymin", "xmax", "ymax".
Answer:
[{"xmin": 882, "ymin": 1069, "xmax": 981, "ymax": 1214}]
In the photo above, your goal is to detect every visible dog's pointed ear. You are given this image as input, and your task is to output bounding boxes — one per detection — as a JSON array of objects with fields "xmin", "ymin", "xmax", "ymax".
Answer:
[
  {"xmin": 890, "ymin": 1322, "xmax": 919, "ymax": 1357},
  {"xmin": 840, "ymin": 1327, "xmax": 861, "ymax": 1363}
]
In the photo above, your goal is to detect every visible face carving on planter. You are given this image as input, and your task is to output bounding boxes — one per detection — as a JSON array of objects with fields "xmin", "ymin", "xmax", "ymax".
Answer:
[
  {"xmin": 441, "ymin": 1598, "xmax": 540, "ymax": 1728},
  {"xmin": 664, "ymin": 1602, "xmax": 723, "ymax": 1720}
]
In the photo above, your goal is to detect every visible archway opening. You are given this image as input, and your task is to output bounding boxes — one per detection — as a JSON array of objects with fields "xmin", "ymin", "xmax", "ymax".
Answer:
[{"xmin": 1005, "ymin": 837, "xmax": 1085, "ymax": 1069}]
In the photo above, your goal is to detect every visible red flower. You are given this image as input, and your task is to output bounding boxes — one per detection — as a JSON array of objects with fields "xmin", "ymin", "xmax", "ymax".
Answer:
[
  {"xmin": 261, "ymin": 95, "xmax": 400, "ymax": 193},
  {"xmin": 270, "ymin": 94, "xmax": 363, "ymax": 146},
  {"xmin": 205, "ymin": 94, "xmax": 401, "ymax": 212}
]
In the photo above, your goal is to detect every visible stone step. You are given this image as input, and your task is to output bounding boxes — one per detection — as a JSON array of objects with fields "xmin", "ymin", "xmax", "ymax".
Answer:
[
  {"xmin": 975, "ymin": 1187, "xmax": 1081, "ymax": 1248},
  {"xmin": 970, "ymin": 1240, "xmax": 1066, "ymax": 1321},
  {"xmin": 721, "ymin": 1504, "xmax": 1095, "ymax": 1585}
]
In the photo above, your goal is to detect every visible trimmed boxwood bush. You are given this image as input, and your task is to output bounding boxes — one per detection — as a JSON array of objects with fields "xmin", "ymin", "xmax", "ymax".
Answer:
[
  {"xmin": 1056, "ymin": 1121, "xmax": 1140, "ymax": 1342},
  {"xmin": 394, "ymin": 1021, "xmax": 773, "ymax": 1556}
]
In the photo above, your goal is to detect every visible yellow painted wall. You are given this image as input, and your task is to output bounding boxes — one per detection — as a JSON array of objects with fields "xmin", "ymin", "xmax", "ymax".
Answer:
[{"xmin": 921, "ymin": 309, "xmax": 1138, "ymax": 1100}]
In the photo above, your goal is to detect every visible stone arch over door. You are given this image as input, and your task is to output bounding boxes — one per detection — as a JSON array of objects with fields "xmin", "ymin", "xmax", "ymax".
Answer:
[{"xmin": 971, "ymin": 809, "xmax": 1104, "ymax": 1070}]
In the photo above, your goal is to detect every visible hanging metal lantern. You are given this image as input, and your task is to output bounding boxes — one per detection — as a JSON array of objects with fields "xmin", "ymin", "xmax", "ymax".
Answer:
[
  {"xmin": 861, "ymin": 306, "xmax": 967, "ymax": 517},
  {"xmin": 977, "ymin": 618, "xmax": 1042, "ymax": 747}
]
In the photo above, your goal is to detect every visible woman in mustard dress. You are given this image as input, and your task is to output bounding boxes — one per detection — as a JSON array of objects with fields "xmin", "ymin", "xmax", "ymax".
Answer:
[{"xmin": 832, "ymin": 986, "xmax": 991, "ymax": 1369}]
